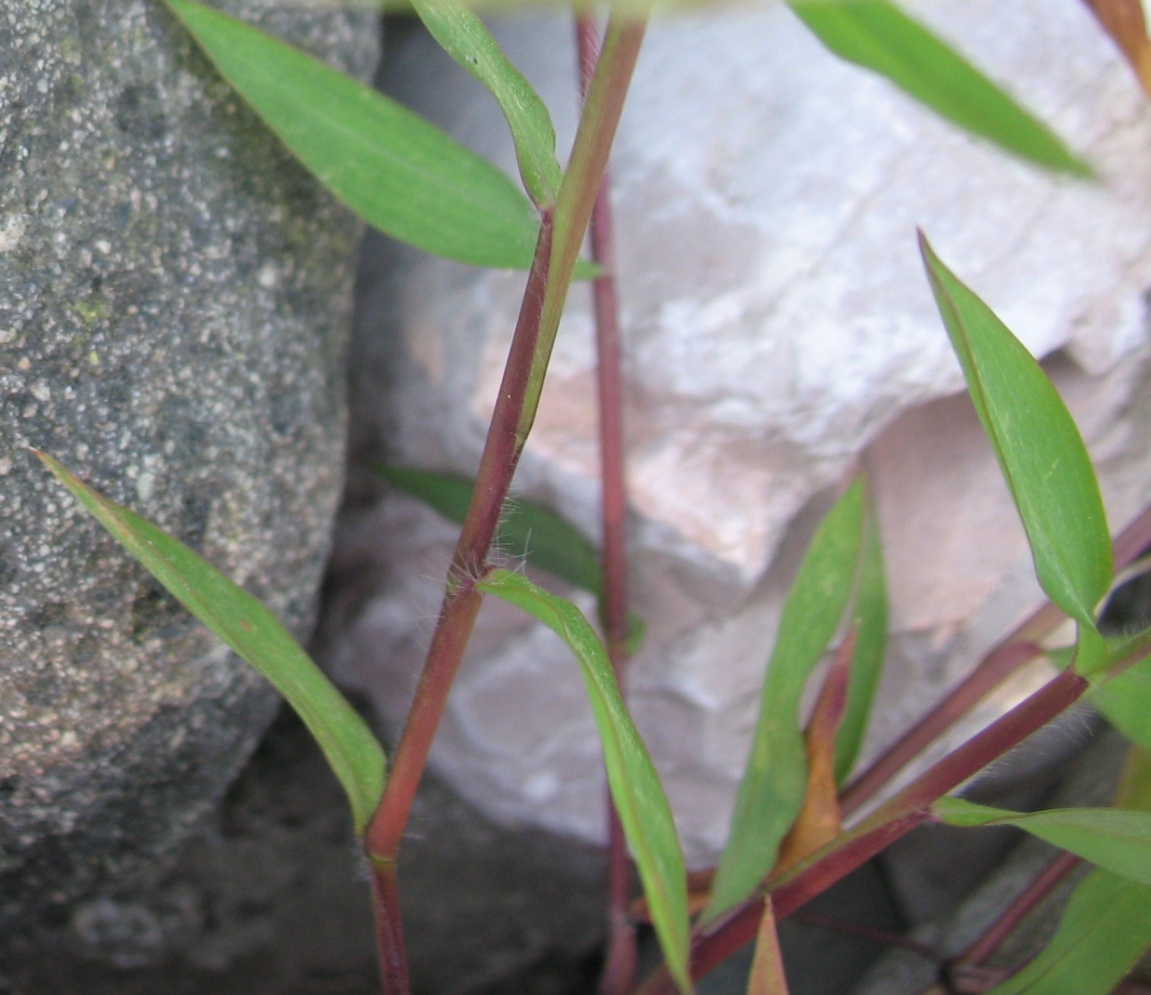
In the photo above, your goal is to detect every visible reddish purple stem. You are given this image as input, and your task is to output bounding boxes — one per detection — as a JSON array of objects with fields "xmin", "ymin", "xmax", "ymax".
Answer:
[{"xmin": 576, "ymin": 15, "xmax": 638, "ymax": 995}]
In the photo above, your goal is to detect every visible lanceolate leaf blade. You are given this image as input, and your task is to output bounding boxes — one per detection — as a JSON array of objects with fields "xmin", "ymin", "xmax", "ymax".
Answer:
[
  {"xmin": 704, "ymin": 480, "xmax": 866, "ymax": 923},
  {"xmin": 410, "ymin": 0, "xmax": 563, "ymax": 207},
  {"xmin": 986, "ymin": 869, "xmax": 1151, "ymax": 995},
  {"xmin": 36, "ymin": 451, "xmax": 387, "ymax": 835},
  {"xmin": 920, "ymin": 234, "xmax": 1112, "ymax": 639},
  {"xmin": 164, "ymin": 0, "xmax": 541, "ymax": 269},
  {"xmin": 476, "ymin": 569, "xmax": 692, "ymax": 994},
  {"xmin": 788, "ymin": 0, "xmax": 1092, "ymax": 178},
  {"xmin": 935, "ymin": 797, "xmax": 1151, "ymax": 886},
  {"xmin": 1081, "ymin": 0, "xmax": 1151, "ymax": 99}
]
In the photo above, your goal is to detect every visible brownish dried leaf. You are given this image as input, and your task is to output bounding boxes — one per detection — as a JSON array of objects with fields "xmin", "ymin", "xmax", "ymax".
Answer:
[
  {"xmin": 1081, "ymin": 0, "xmax": 1151, "ymax": 98},
  {"xmin": 775, "ymin": 626, "xmax": 856, "ymax": 872},
  {"xmin": 747, "ymin": 897, "xmax": 789, "ymax": 995}
]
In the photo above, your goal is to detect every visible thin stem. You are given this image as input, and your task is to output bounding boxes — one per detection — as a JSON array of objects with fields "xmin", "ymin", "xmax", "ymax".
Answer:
[
  {"xmin": 365, "ymin": 13, "xmax": 647, "ymax": 868},
  {"xmin": 840, "ymin": 635, "xmax": 1050, "ymax": 817},
  {"xmin": 370, "ymin": 861, "xmax": 410, "ymax": 995},
  {"xmin": 792, "ymin": 910, "xmax": 941, "ymax": 962},
  {"xmin": 365, "ymin": 216, "xmax": 555, "ymax": 865},
  {"xmin": 520, "ymin": 17, "xmax": 647, "ymax": 442},
  {"xmin": 576, "ymin": 14, "xmax": 637, "ymax": 995},
  {"xmin": 602, "ymin": 805, "xmax": 638, "ymax": 995},
  {"xmin": 842, "ymin": 500, "xmax": 1151, "ymax": 817},
  {"xmin": 957, "ymin": 850, "xmax": 1080, "ymax": 970},
  {"xmin": 362, "ymin": 22, "xmax": 648, "ymax": 991}
]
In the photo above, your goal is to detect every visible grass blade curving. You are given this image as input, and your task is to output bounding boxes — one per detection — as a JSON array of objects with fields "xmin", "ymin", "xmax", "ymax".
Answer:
[
  {"xmin": 476, "ymin": 568, "xmax": 692, "ymax": 995},
  {"xmin": 164, "ymin": 0, "xmax": 541, "ymax": 268},
  {"xmin": 410, "ymin": 0, "xmax": 563, "ymax": 208},
  {"xmin": 789, "ymin": 0, "xmax": 1092, "ymax": 178},
  {"xmin": 935, "ymin": 797, "xmax": 1151, "ymax": 885},
  {"xmin": 1081, "ymin": 0, "xmax": 1151, "ymax": 99},
  {"xmin": 36, "ymin": 451, "xmax": 387, "ymax": 835},
  {"xmin": 920, "ymin": 234, "xmax": 1112, "ymax": 645},
  {"xmin": 704, "ymin": 480, "xmax": 866, "ymax": 923}
]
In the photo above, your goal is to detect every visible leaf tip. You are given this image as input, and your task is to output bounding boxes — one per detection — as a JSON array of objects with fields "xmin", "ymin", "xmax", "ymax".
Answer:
[{"xmin": 31, "ymin": 447, "xmax": 66, "ymax": 479}]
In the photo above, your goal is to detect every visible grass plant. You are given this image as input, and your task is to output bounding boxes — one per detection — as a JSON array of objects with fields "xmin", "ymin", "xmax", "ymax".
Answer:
[{"xmin": 32, "ymin": 1, "xmax": 1151, "ymax": 992}]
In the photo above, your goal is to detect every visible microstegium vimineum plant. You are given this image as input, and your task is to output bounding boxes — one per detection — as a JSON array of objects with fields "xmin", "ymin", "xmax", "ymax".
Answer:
[{"xmin": 30, "ymin": 0, "xmax": 1151, "ymax": 993}]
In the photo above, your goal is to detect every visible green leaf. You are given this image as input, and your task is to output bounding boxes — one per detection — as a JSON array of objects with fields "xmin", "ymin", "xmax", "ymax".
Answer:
[
  {"xmin": 36, "ymin": 451, "xmax": 386, "ymax": 835},
  {"xmin": 987, "ymin": 869, "xmax": 1151, "ymax": 995},
  {"xmin": 376, "ymin": 465, "xmax": 603, "ymax": 596},
  {"xmin": 410, "ymin": 0, "xmax": 563, "ymax": 208},
  {"xmin": 164, "ymin": 0, "xmax": 541, "ymax": 269},
  {"xmin": 788, "ymin": 0, "xmax": 1093, "ymax": 178},
  {"xmin": 475, "ymin": 569, "xmax": 692, "ymax": 995},
  {"xmin": 920, "ymin": 234, "xmax": 1112, "ymax": 641},
  {"xmin": 834, "ymin": 489, "xmax": 887, "ymax": 784},
  {"xmin": 704, "ymin": 480, "xmax": 866, "ymax": 923},
  {"xmin": 935, "ymin": 797, "xmax": 1151, "ymax": 886}
]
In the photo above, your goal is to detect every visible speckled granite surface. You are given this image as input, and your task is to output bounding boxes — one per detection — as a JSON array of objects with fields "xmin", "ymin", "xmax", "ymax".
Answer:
[{"xmin": 0, "ymin": 0, "xmax": 376, "ymax": 932}]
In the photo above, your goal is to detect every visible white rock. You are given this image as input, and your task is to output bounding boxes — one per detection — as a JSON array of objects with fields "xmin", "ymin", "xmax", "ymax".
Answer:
[{"xmin": 329, "ymin": 0, "xmax": 1151, "ymax": 863}]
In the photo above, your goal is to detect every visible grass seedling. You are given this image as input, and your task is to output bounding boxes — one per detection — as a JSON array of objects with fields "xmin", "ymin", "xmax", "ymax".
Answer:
[{"xmin": 32, "ymin": 2, "xmax": 1151, "ymax": 993}]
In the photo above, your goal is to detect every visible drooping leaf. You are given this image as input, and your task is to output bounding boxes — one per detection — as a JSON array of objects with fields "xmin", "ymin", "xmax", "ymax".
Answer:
[
  {"xmin": 1080, "ymin": 0, "xmax": 1151, "ymax": 99},
  {"xmin": 935, "ymin": 797, "xmax": 1151, "ymax": 886},
  {"xmin": 920, "ymin": 234, "xmax": 1112, "ymax": 647},
  {"xmin": 704, "ymin": 481, "xmax": 866, "ymax": 923},
  {"xmin": 986, "ymin": 868, "xmax": 1151, "ymax": 995},
  {"xmin": 377, "ymin": 465, "xmax": 603, "ymax": 596},
  {"xmin": 35, "ymin": 451, "xmax": 386, "ymax": 834},
  {"xmin": 409, "ymin": 0, "xmax": 563, "ymax": 207},
  {"xmin": 746, "ymin": 897, "xmax": 790, "ymax": 995},
  {"xmin": 475, "ymin": 568, "xmax": 692, "ymax": 994},
  {"xmin": 788, "ymin": 0, "xmax": 1093, "ymax": 178},
  {"xmin": 164, "ymin": 0, "xmax": 542, "ymax": 269},
  {"xmin": 776, "ymin": 626, "xmax": 855, "ymax": 872},
  {"xmin": 834, "ymin": 493, "xmax": 887, "ymax": 784}
]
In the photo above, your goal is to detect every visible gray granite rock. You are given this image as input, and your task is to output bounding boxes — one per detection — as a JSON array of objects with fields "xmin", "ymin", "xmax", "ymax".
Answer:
[{"xmin": 0, "ymin": 0, "xmax": 376, "ymax": 932}]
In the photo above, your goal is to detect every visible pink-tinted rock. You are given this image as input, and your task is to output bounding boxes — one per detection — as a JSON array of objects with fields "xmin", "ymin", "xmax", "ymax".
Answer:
[{"xmin": 330, "ymin": 2, "xmax": 1151, "ymax": 862}]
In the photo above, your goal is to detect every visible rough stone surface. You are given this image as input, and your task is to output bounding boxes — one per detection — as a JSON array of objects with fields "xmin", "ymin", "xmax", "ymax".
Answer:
[
  {"xmin": 0, "ymin": 0, "xmax": 376, "ymax": 930},
  {"xmin": 327, "ymin": 2, "xmax": 1151, "ymax": 864}
]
